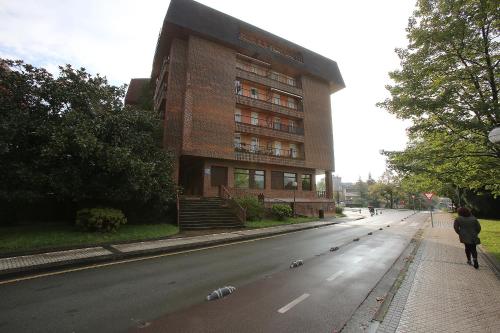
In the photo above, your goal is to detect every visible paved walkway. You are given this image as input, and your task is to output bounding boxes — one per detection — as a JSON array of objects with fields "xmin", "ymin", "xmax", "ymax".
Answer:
[
  {"xmin": 378, "ymin": 213, "xmax": 500, "ymax": 333},
  {"xmin": 0, "ymin": 219, "xmax": 350, "ymax": 277}
]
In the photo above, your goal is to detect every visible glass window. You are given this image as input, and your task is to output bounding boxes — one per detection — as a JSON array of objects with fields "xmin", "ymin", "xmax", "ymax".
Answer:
[
  {"xmin": 252, "ymin": 170, "xmax": 265, "ymax": 189},
  {"xmin": 284, "ymin": 173, "xmax": 297, "ymax": 189},
  {"xmin": 235, "ymin": 169, "xmax": 265, "ymax": 189},
  {"xmin": 271, "ymin": 171, "xmax": 284, "ymax": 190},
  {"xmin": 287, "ymin": 98, "xmax": 297, "ymax": 109},
  {"xmin": 288, "ymin": 120, "xmax": 296, "ymax": 133},
  {"xmin": 234, "ymin": 133, "xmax": 241, "ymax": 148},
  {"xmin": 287, "ymin": 77, "xmax": 296, "ymax": 86},
  {"xmin": 251, "ymin": 137, "xmax": 259, "ymax": 152},
  {"xmin": 273, "ymin": 117, "xmax": 281, "ymax": 131},
  {"xmin": 235, "ymin": 80, "xmax": 242, "ymax": 95},
  {"xmin": 301, "ymin": 174, "xmax": 312, "ymax": 191},
  {"xmin": 250, "ymin": 87, "xmax": 258, "ymax": 99},
  {"xmin": 235, "ymin": 109, "xmax": 242, "ymax": 122},
  {"xmin": 273, "ymin": 141, "xmax": 281, "ymax": 156},
  {"xmin": 234, "ymin": 169, "xmax": 249, "ymax": 188},
  {"xmin": 251, "ymin": 112, "xmax": 259, "ymax": 125},
  {"xmin": 289, "ymin": 144, "xmax": 297, "ymax": 158},
  {"xmin": 273, "ymin": 93, "xmax": 281, "ymax": 105}
]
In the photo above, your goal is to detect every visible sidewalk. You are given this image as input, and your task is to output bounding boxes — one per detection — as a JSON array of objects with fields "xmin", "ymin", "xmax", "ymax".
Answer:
[
  {"xmin": 377, "ymin": 213, "xmax": 500, "ymax": 333},
  {"xmin": 0, "ymin": 217, "xmax": 358, "ymax": 279}
]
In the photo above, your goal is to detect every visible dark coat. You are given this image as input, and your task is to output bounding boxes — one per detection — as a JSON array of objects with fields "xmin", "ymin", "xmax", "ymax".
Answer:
[{"xmin": 453, "ymin": 216, "xmax": 481, "ymax": 244}]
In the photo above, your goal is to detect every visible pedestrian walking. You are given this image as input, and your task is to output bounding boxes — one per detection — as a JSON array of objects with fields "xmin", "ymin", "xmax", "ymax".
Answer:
[{"xmin": 453, "ymin": 207, "xmax": 481, "ymax": 269}]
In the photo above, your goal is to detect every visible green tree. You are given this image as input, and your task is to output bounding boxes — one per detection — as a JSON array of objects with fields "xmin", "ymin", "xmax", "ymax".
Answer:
[
  {"xmin": 0, "ymin": 60, "xmax": 176, "ymax": 222},
  {"xmin": 378, "ymin": 0, "xmax": 500, "ymax": 215}
]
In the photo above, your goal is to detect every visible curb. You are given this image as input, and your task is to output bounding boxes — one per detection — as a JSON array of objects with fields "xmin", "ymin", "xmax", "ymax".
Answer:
[{"xmin": 0, "ymin": 218, "xmax": 364, "ymax": 281}]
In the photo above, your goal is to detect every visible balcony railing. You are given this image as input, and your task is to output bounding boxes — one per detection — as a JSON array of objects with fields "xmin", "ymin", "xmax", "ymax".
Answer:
[
  {"xmin": 235, "ymin": 87, "xmax": 303, "ymax": 112},
  {"xmin": 235, "ymin": 114, "xmax": 304, "ymax": 135},
  {"xmin": 234, "ymin": 142, "xmax": 304, "ymax": 160},
  {"xmin": 154, "ymin": 57, "xmax": 169, "ymax": 100},
  {"xmin": 236, "ymin": 61, "xmax": 298, "ymax": 87}
]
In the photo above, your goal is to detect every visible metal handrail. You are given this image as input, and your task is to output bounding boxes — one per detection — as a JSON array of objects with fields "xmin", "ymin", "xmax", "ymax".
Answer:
[
  {"xmin": 235, "ymin": 114, "xmax": 304, "ymax": 135},
  {"xmin": 235, "ymin": 87, "xmax": 302, "ymax": 112},
  {"xmin": 176, "ymin": 190, "xmax": 180, "ymax": 227},
  {"xmin": 236, "ymin": 61, "xmax": 297, "ymax": 87},
  {"xmin": 234, "ymin": 142, "xmax": 304, "ymax": 159},
  {"xmin": 219, "ymin": 185, "xmax": 246, "ymax": 223}
]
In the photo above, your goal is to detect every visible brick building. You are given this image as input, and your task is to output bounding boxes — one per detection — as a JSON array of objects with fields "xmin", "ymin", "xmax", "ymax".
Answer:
[{"xmin": 126, "ymin": 0, "xmax": 344, "ymax": 217}]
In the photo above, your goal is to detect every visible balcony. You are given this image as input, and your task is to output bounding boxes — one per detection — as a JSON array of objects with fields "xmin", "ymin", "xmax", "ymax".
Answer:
[
  {"xmin": 234, "ymin": 142, "xmax": 304, "ymax": 160},
  {"xmin": 236, "ymin": 60, "xmax": 300, "ymax": 88},
  {"xmin": 153, "ymin": 58, "xmax": 169, "ymax": 112},
  {"xmin": 235, "ymin": 87, "xmax": 303, "ymax": 119},
  {"xmin": 235, "ymin": 114, "xmax": 304, "ymax": 135}
]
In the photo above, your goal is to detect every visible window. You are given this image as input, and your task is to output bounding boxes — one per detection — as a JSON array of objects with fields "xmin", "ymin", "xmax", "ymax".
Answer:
[
  {"xmin": 235, "ymin": 80, "xmax": 242, "ymax": 95},
  {"xmin": 234, "ymin": 133, "xmax": 241, "ymax": 149},
  {"xmin": 301, "ymin": 174, "xmax": 312, "ymax": 191},
  {"xmin": 271, "ymin": 171, "xmax": 284, "ymax": 190},
  {"xmin": 284, "ymin": 173, "xmax": 297, "ymax": 189},
  {"xmin": 273, "ymin": 93, "xmax": 281, "ymax": 105},
  {"xmin": 273, "ymin": 141, "xmax": 281, "ymax": 156},
  {"xmin": 250, "ymin": 87, "xmax": 258, "ymax": 99},
  {"xmin": 289, "ymin": 143, "xmax": 297, "ymax": 158},
  {"xmin": 234, "ymin": 169, "xmax": 249, "ymax": 188},
  {"xmin": 289, "ymin": 120, "xmax": 296, "ymax": 133},
  {"xmin": 211, "ymin": 166, "xmax": 227, "ymax": 187},
  {"xmin": 234, "ymin": 169, "xmax": 265, "ymax": 189},
  {"xmin": 251, "ymin": 137, "xmax": 259, "ymax": 152},
  {"xmin": 273, "ymin": 117, "xmax": 281, "ymax": 131},
  {"xmin": 251, "ymin": 112, "xmax": 259, "ymax": 126},
  {"xmin": 287, "ymin": 77, "xmax": 296, "ymax": 86},
  {"xmin": 253, "ymin": 170, "xmax": 265, "ymax": 189},
  {"xmin": 287, "ymin": 97, "xmax": 297, "ymax": 109},
  {"xmin": 235, "ymin": 109, "xmax": 242, "ymax": 122}
]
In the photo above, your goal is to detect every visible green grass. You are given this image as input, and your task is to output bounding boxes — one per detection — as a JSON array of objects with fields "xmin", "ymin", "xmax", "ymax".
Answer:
[
  {"xmin": 245, "ymin": 216, "xmax": 317, "ymax": 229},
  {"xmin": 0, "ymin": 223, "xmax": 179, "ymax": 254},
  {"xmin": 479, "ymin": 219, "xmax": 500, "ymax": 262}
]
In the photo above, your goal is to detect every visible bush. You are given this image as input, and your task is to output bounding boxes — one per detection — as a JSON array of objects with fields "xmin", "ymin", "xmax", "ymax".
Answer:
[
  {"xmin": 235, "ymin": 196, "xmax": 264, "ymax": 221},
  {"xmin": 335, "ymin": 206, "xmax": 344, "ymax": 214},
  {"xmin": 76, "ymin": 208, "xmax": 127, "ymax": 232},
  {"xmin": 271, "ymin": 204, "xmax": 293, "ymax": 221}
]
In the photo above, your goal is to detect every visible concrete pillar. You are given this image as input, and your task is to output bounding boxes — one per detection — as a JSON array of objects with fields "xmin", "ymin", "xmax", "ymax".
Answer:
[{"xmin": 325, "ymin": 170, "xmax": 333, "ymax": 200}]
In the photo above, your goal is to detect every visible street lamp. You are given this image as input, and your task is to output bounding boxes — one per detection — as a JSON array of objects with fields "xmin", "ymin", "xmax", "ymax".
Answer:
[
  {"xmin": 488, "ymin": 127, "xmax": 500, "ymax": 144},
  {"xmin": 292, "ymin": 181, "xmax": 298, "ymax": 217}
]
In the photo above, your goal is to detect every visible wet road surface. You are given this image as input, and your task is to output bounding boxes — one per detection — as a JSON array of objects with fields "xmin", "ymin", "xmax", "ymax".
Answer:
[{"xmin": 0, "ymin": 210, "xmax": 427, "ymax": 332}]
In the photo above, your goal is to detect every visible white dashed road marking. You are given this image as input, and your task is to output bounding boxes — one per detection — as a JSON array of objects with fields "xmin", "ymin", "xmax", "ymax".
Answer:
[
  {"xmin": 278, "ymin": 293, "xmax": 310, "ymax": 314},
  {"xmin": 326, "ymin": 270, "xmax": 344, "ymax": 282}
]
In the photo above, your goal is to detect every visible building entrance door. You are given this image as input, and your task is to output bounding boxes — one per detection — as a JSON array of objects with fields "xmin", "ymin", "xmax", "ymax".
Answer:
[
  {"xmin": 211, "ymin": 166, "xmax": 228, "ymax": 188},
  {"xmin": 179, "ymin": 157, "xmax": 204, "ymax": 196}
]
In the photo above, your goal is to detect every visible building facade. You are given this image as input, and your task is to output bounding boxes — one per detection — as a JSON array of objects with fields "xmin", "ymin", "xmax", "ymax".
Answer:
[{"xmin": 126, "ymin": 0, "xmax": 345, "ymax": 215}]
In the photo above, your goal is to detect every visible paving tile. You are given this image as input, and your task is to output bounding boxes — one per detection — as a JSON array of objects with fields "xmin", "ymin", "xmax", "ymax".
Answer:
[
  {"xmin": 378, "ymin": 213, "xmax": 500, "ymax": 333},
  {"xmin": 0, "ymin": 247, "xmax": 112, "ymax": 270}
]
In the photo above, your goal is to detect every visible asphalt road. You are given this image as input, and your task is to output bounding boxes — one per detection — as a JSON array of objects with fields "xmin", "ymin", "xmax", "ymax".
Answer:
[{"xmin": 0, "ymin": 210, "xmax": 427, "ymax": 333}]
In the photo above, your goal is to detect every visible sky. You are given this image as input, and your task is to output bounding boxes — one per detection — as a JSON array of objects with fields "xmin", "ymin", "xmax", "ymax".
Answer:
[{"xmin": 0, "ymin": 0, "xmax": 415, "ymax": 183}]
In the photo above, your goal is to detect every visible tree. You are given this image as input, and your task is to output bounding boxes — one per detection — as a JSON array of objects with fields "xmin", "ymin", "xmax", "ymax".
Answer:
[
  {"xmin": 378, "ymin": 0, "xmax": 500, "ymax": 215},
  {"xmin": 0, "ymin": 60, "xmax": 176, "ymax": 222}
]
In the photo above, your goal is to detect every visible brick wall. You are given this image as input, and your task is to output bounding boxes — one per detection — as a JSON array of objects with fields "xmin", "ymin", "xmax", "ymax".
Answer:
[
  {"xmin": 163, "ymin": 38, "xmax": 188, "ymax": 182},
  {"xmin": 182, "ymin": 36, "xmax": 237, "ymax": 159},
  {"xmin": 301, "ymin": 75, "xmax": 335, "ymax": 171}
]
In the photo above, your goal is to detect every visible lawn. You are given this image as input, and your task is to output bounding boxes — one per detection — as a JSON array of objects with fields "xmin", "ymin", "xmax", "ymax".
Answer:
[
  {"xmin": 245, "ymin": 216, "xmax": 318, "ymax": 229},
  {"xmin": 0, "ymin": 223, "xmax": 179, "ymax": 255},
  {"xmin": 479, "ymin": 219, "xmax": 500, "ymax": 262}
]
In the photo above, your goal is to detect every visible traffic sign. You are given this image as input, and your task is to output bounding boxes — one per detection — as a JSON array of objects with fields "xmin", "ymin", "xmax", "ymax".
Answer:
[{"xmin": 424, "ymin": 192, "xmax": 434, "ymax": 200}]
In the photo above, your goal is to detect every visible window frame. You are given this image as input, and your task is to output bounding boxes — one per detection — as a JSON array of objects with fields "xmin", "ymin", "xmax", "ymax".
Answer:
[{"xmin": 301, "ymin": 174, "xmax": 312, "ymax": 191}]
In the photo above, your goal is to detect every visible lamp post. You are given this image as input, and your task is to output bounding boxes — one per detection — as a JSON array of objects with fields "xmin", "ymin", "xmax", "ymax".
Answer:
[{"xmin": 292, "ymin": 181, "xmax": 298, "ymax": 217}]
